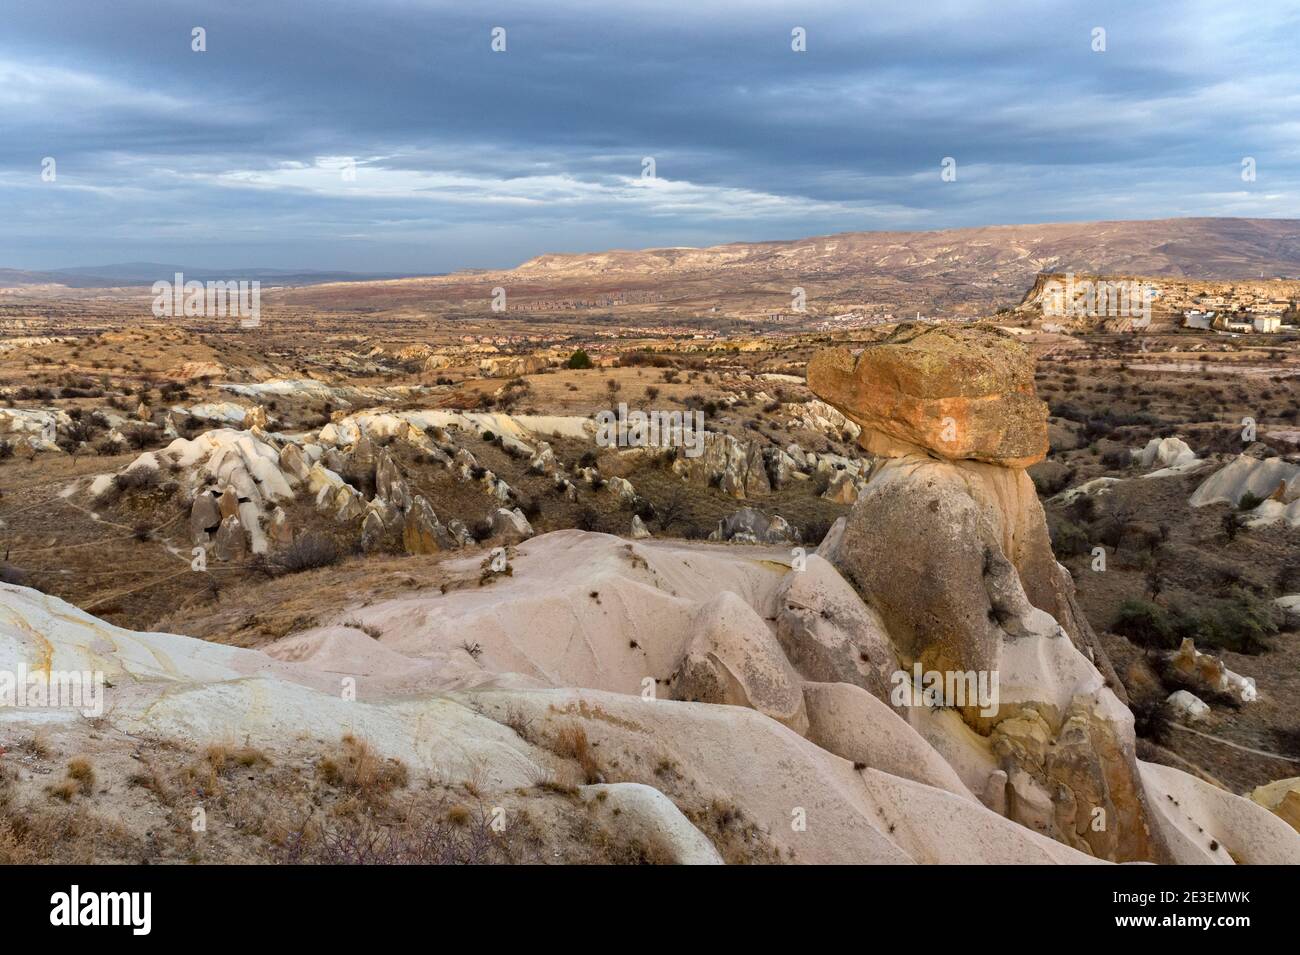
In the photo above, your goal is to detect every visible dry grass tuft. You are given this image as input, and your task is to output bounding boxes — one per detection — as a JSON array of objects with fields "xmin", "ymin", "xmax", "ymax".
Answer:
[
  {"xmin": 56, "ymin": 758, "xmax": 96, "ymax": 797},
  {"xmin": 317, "ymin": 734, "xmax": 410, "ymax": 802},
  {"xmin": 550, "ymin": 723, "xmax": 603, "ymax": 784}
]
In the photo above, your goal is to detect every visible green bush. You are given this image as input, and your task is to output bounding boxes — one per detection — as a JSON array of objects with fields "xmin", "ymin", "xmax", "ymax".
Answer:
[
  {"xmin": 1049, "ymin": 518, "xmax": 1091, "ymax": 559},
  {"xmin": 1194, "ymin": 589, "xmax": 1279, "ymax": 655},
  {"xmin": 1238, "ymin": 491, "xmax": 1266, "ymax": 511},
  {"xmin": 1112, "ymin": 599, "xmax": 1178, "ymax": 650},
  {"xmin": 565, "ymin": 349, "xmax": 593, "ymax": 370},
  {"xmin": 1113, "ymin": 591, "xmax": 1279, "ymax": 655}
]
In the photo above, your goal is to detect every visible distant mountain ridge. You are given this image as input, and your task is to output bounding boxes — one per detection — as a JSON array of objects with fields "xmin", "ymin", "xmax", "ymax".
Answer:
[
  {"xmin": 9, "ymin": 219, "xmax": 1300, "ymax": 317},
  {"xmin": 272, "ymin": 217, "xmax": 1300, "ymax": 318},
  {"xmin": 0, "ymin": 263, "xmax": 436, "ymax": 289},
  {"xmin": 509, "ymin": 218, "xmax": 1300, "ymax": 281}
]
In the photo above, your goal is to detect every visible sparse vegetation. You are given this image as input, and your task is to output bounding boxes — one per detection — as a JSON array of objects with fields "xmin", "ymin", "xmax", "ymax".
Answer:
[{"xmin": 273, "ymin": 533, "xmax": 342, "ymax": 574}]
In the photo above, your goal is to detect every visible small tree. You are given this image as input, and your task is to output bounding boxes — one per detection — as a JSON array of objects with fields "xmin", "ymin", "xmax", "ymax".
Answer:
[{"xmin": 565, "ymin": 349, "xmax": 593, "ymax": 370}]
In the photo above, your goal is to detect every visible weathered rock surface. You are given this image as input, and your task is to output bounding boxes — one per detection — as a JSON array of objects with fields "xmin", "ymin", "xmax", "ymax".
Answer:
[
  {"xmin": 1136, "ymin": 435, "xmax": 1199, "ymax": 474},
  {"xmin": 1190, "ymin": 450, "xmax": 1300, "ymax": 526},
  {"xmin": 403, "ymin": 496, "xmax": 449, "ymax": 554},
  {"xmin": 241, "ymin": 405, "xmax": 268, "ymax": 430},
  {"xmin": 212, "ymin": 514, "xmax": 247, "ymax": 561},
  {"xmin": 1249, "ymin": 778, "xmax": 1300, "ymax": 834},
  {"xmin": 491, "ymin": 507, "xmax": 534, "ymax": 542},
  {"xmin": 810, "ymin": 326, "xmax": 1155, "ymax": 861},
  {"xmin": 1166, "ymin": 689, "xmax": 1210, "ymax": 723},
  {"xmin": 479, "ymin": 354, "xmax": 547, "ymax": 377},
  {"xmin": 672, "ymin": 431, "xmax": 770, "ymax": 498},
  {"xmin": 100, "ymin": 428, "xmax": 302, "ymax": 554},
  {"xmin": 822, "ymin": 456, "xmax": 1114, "ymax": 686},
  {"xmin": 360, "ymin": 508, "xmax": 387, "ymax": 553},
  {"xmin": 375, "ymin": 449, "xmax": 412, "ymax": 511},
  {"xmin": 671, "ymin": 592, "xmax": 809, "ymax": 735},
  {"xmin": 773, "ymin": 555, "xmax": 896, "ymax": 699},
  {"xmin": 578, "ymin": 783, "xmax": 723, "ymax": 864},
  {"xmin": 808, "ymin": 324, "xmax": 1049, "ymax": 467},
  {"xmin": 1190, "ymin": 451, "xmax": 1299, "ymax": 508},
  {"xmin": 1165, "ymin": 638, "xmax": 1257, "ymax": 704},
  {"xmin": 189, "ymin": 491, "xmax": 222, "ymax": 543},
  {"xmin": 267, "ymin": 505, "xmax": 292, "ymax": 546},
  {"xmin": 821, "ymin": 469, "xmax": 859, "ymax": 503},
  {"xmin": 606, "ymin": 476, "xmax": 637, "ymax": 504},
  {"xmin": 708, "ymin": 507, "xmax": 798, "ymax": 544},
  {"xmin": 3, "ymin": 530, "xmax": 1292, "ymax": 866},
  {"xmin": 0, "ymin": 407, "xmax": 70, "ymax": 453},
  {"xmin": 279, "ymin": 442, "xmax": 310, "ymax": 482},
  {"xmin": 802, "ymin": 681, "xmax": 974, "ymax": 801}
]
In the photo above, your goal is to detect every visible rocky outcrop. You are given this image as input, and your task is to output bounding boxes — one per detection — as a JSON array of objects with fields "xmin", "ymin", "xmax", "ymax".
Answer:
[
  {"xmin": 708, "ymin": 507, "xmax": 798, "ymax": 544},
  {"xmin": 1166, "ymin": 690, "xmax": 1210, "ymax": 724},
  {"xmin": 479, "ymin": 355, "xmax": 547, "ymax": 377},
  {"xmin": 821, "ymin": 470, "xmax": 859, "ymax": 503},
  {"xmin": 279, "ymin": 442, "xmax": 310, "ymax": 482},
  {"xmin": 671, "ymin": 592, "xmax": 809, "ymax": 735},
  {"xmin": 375, "ymin": 449, "xmax": 412, "ymax": 511},
  {"xmin": 95, "ymin": 428, "xmax": 302, "ymax": 555},
  {"xmin": 403, "ymin": 496, "xmax": 451, "ymax": 554},
  {"xmin": 339, "ymin": 434, "xmax": 378, "ymax": 495},
  {"xmin": 606, "ymin": 476, "xmax": 637, "ymax": 504},
  {"xmin": 1135, "ymin": 436, "xmax": 1199, "ymax": 474},
  {"xmin": 811, "ymin": 324, "xmax": 1159, "ymax": 862},
  {"xmin": 672, "ymin": 431, "xmax": 770, "ymax": 499},
  {"xmin": 241, "ymin": 405, "xmax": 268, "ymax": 430},
  {"xmin": 212, "ymin": 515, "xmax": 247, "ymax": 561},
  {"xmin": 490, "ymin": 507, "xmax": 534, "ymax": 542},
  {"xmin": 0, "ymin": 407, "xmax": 70, "ymax": 453},
  {"xmin": 217, "ymin": 486, "xmax": 240, "ymax": 521},
  {"xmin": 1190, "ymin": 450, "xmax": 1300, "ymax": 527},
  {"xmin": 1249, "ymin": 778, "xmax": 1300, "ymax": 834},
  {"xmin": 360, "ymin": 508, "xmax": 387, "ymax": 553},
  {"xmin": 268, "ymin": 506, "xmax": 292, "ymax": 546},
  {"xmin": 773, "ymin": 555, "xmax": 896, "ymax": 699},
  {"xmin": 808, "ymin": 324, "xmax": 1048, "ymax": 467},
  {"xmin": 529, "ymin": 442, "xmax": 558, "ymax": 475},
  {"xmin": 762, "ymin": 446, "xmax": 801, "ymax": 490},
  {"xmin": 189, "ymin": 491, "xmax": 222, "ymax": 543},
  {"xmin": 4, "ymin": 527, "xmax": 1292, "ymax": 866},
  {"xmin": 1165, "ymin": 639, "xmax": 1257, "ymax": 704}
]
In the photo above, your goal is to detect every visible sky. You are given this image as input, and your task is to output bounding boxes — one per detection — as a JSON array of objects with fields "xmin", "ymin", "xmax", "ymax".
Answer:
[{"xmin": 1, "ymin": 0, "xmax": 1298, "ymax": 272}]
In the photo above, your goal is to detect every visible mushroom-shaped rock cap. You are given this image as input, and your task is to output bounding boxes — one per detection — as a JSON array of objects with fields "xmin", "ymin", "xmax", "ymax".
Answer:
[{"xmin": 807, "ymin": 324, "xmax": 1049, "ymax": 468}]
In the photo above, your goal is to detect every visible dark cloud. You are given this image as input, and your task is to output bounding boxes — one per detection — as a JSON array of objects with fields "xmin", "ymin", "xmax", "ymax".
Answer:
[{"xmin": 0, "ymin": 0, "xmax": 1295, "ymax": 270}]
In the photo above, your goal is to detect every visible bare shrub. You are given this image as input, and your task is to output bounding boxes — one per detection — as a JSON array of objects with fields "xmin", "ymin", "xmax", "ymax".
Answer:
[
  {"xmin": 273, "ymin": 533, "xmax": 341, "ymax": 575},
  {"xmin": 274, "ymin": 803, "xmax": 519, "ymax": 864},
  {"xmin": 112, "ymin": 467, "xmax": 161, "ymax": 492}
]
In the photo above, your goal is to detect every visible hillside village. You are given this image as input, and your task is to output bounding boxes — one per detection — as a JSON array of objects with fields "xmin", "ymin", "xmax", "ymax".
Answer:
[{"xmin": 1020, "ymin": 273, "xmax": 1300, "ymax": 335}]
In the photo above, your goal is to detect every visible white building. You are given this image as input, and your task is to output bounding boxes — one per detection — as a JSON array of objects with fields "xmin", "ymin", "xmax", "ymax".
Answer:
[{"xmin": 1253, "ymin": 315, "xmax": 1282, "ymax": 333}]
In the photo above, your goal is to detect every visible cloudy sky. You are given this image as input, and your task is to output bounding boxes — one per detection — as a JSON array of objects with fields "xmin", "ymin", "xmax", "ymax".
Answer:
[{"xmin": 2, "ymin": 0, "xmax": 1297, "ymax": 272}]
